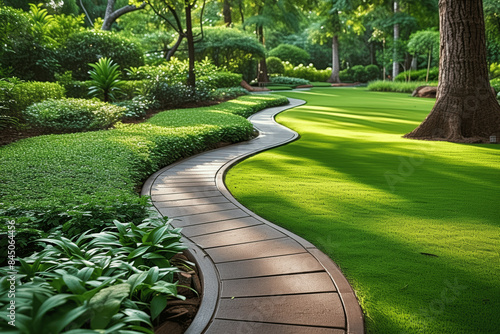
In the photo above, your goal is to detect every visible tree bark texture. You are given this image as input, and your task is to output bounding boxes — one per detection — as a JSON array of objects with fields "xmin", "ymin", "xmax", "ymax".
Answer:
[
  {"xmin": 405, "ymin": 0, "xmax": 500, "ymax": 143},
  {"xmin": 185, "ymin": 1, "xmax": 196, "ymax": 87},
  {"xmin": 328, "ymin": 35, "xmax": 340, "ymax": 83},
  {"xmin": 223, "ymin": 0, "xmax": 232, "ymax": 27},
  {"xmin": 392, "ymin": 1, "xmax": 400, "ymax": 80},
  {"xmin": 166, "ymin": 34, "xmax": 184, "ymax": 60},
  {"xmin": 102, "ymin": 0, "xmax": 145, "ymax": 31}
]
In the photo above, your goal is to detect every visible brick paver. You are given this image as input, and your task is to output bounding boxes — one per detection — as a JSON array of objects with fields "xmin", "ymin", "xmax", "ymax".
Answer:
[{"xmin": 143, "ymin": 98, "xmax": 364, "ymax": 334}]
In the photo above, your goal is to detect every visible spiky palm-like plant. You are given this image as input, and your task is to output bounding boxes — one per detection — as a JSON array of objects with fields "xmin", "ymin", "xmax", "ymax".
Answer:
[{"xmin": 88, "ymin": 57, "xmax": 124, "ymax": 102}]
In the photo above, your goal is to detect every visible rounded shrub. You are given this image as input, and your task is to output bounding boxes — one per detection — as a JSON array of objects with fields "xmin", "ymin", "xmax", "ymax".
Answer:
[
  {"xmin": 266, "ymin": 57, "xmax": 285, "ymax": 75},
  {"xmin": 351, "ymin": 65, "xmax": 368, "ymax": 82},
  {"xmin": 23, "ymin": 98, "xmax": 125, "ymax": 131},
  {"xmin": 365, "ymin": 65, "xmax": 380, "ymax": 82},
  {"xmin": 339, "ymin": 69, "xmax": 354, "ymax": 82},
  {"xmin": 269, "ymin": 44, "xmax": 310, "ymax": 66},
  {"xmin": 270, "ymin": 76, "xmax": 310, "ymax": 86},
  {"xmin": 198, "ymin": 72, "xmax": 243, "ymax": 89},
  {"xmin": 60, "ymin": 31, "xmax": 144, "ymax": 80}
]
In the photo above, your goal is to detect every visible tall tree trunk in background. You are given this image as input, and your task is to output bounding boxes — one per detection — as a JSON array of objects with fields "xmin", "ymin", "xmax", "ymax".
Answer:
[
  {"xmin": 102, "ymin": 0, "xmax": 145, "ymax": 31},
  {"xmin": 185, "ymin": 1, "xmax": 196, "ymax": 87},
  {"xmin": 328, "ymin": 35, "xmax": 340, "ymax": 83},
  {"xmin": 257, "ymin": 25, "xmax": 269, "ymax": 82},
  {"xmin": 392, "ymin": 1, "xmax": 400, "ymax": 80},
  {"xmin": 405, "ymin": 0, "xmax": 500, "ymax": 143},
  {"xmin": 223, "ymin": 0, "xmax": 232, "ymax": 27}
]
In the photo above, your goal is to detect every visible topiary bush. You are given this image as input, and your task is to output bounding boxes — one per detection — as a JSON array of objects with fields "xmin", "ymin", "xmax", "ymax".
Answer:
[
  {"xmin": 283, "ymin": 63, "xmax": 331, "ymax": 82},
  {"xmin": 143, "ymin": 79, "xmax": 212, "ymax": 110},
  {"xmin": 23, "ymin": 98, "xmax": 125, "ymax": 131},
  {"xmin": 269, "ymin": 44, "xmax": 310, "ymax": 66},
  {"xmin": 60, "ymin": 31, "xmax": 144, "ymax": 80},
  {"xmin": 351, "ymin": 65, "xmax": 368, "ymax": 82},
  {"xmin": 267, "ymin": 57, "xmax": 285, "ymax": 75},
  {"xmin": 339, "ymin": 68, "xmax": 354, "ymax": 82}
]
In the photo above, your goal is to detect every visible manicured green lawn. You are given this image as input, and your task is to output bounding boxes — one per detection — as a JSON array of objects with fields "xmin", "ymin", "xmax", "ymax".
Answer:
[{"xmin": 226, "ymin": 88, "xmax": 500, "ymax": 333}]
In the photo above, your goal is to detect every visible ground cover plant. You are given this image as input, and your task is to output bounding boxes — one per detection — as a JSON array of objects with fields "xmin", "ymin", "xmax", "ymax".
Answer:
[
  {"xmin": 226, "ymin": 87, "xmax": 500, "ymax": 333},
  {"xmin": 0, "ymin": 216, "xmax": 187, "ymax": 333},
  {"xmin": 0, "ymin": 94, "xmax": 288, "ymax": 259}
]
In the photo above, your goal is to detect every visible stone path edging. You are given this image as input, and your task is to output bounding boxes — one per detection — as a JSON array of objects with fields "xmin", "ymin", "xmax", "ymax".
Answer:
[{"xmin": 142, "ymin": 97, "xmax": 365, "ymax": 334}]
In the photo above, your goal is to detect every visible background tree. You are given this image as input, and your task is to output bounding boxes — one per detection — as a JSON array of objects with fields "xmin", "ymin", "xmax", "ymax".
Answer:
[
  {"xmin": 102, "ymin": 0, "xmax": 146, "ymax": 30},
  {"xmin": 407, "ymin": 29, "xmax": 439, "ymax": 81},
  {"xmin": 405, "ymin": 0, "xmax": 500, "ymax": 143}
]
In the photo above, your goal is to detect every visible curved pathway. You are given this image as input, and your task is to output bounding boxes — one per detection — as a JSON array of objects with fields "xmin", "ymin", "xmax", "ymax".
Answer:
[{"xmin": 142, "ymin": 98, "xmax": 364, "ymax": 334}]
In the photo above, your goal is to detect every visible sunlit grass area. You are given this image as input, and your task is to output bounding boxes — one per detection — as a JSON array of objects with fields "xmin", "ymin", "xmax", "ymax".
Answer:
[{"xmin": 226, "ymin": 88, "xmax": 500, "ymax": 333}]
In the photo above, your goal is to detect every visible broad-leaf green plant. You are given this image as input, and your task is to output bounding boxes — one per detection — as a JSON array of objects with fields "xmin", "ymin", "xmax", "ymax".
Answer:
[{"xmin": 88, "ymin": 57, "xmax": 124, "ymax": 102}]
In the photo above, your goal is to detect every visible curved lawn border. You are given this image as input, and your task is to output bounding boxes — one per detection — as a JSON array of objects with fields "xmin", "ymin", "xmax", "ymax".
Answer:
[{"xmin": 143, "ymin": 97, "xmax": 365, "ymax": 333}]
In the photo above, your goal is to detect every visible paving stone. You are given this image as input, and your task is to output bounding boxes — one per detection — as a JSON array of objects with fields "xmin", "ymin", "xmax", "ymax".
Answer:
[
  {"xmin": 154, "ymin": 181, "xmax": 215, "ymax": 187},
  {"xmin": 191, "ymin": 225, "xmax": 285, "ymax": 248},
  {"xmin": 157, "ymin": 202, "xmax": 237, "ymax": 217},
  {"xmin": 170, "ymin": 209, "xmax": 250, "ymax": 227},
  {"xmin": 205, "ymin": 319, "xmax": 345, "ymax": 334},
  {"xmin": 151, "ymin": 185, "xmax": 218, "ymax": 195},
  {"xmin": 221, "ymin": 272, "xmax": 336, "ymax": 298},
  {"xmin": 153, "ymin": 196, "xmax": 229, "ymax": 207},
  {"xmin": 206, "ymin": 238, "xmax": 306, "ymax": 263},
  {"xmin": 180, "ymin": 217, "xmax": 263, "ymax": 237},
  {"xmin": 216, "ymin": 293, "xmax": 346, "ymax": 328},
  {"xmin": 216, "ymin": 253, "xmax": 325, "ymax": 279},
  {"xmin": 151, "ymin": 190, "xmax": 221, "ymax": 202}
]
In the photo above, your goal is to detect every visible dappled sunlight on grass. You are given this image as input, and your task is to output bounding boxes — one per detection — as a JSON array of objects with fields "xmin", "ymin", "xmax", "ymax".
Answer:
[{"xmin": 226, "ymin": 87, "xmax": 500, "ymax": 333}]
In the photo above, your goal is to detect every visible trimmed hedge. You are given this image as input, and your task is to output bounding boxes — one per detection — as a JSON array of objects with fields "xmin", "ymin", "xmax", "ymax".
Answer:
[
  {"xmin": 270, "ymin": 76, "xmax": 310, "ymax": 86},
  {"xmin": 23, "ymin": 98, "xmax": 125, "ymax": 131},
  {"xmin": 267, "ymin": 57, "xmax": 285, "ymax": 75},
  {"xmin": 0, "ymin": 80, "xmax": 65, "ymax": 118},
  {"xmin": 269, "ymin": 44, "xmax": 310, "ymax": 66},
  {"xmin": 198, "ymin": 72, "xmax": 242, "ymax": 89},
  {"xmin": 0, "ymin": 94, "xmax": 288, "ymax": 258},
  {"xmin": 367, "ymin": 80, "xmax": 438, "ymax": 93},
  {"xmin": 283, "ymin": 63, "xmax": 331, "ymax": 82}
]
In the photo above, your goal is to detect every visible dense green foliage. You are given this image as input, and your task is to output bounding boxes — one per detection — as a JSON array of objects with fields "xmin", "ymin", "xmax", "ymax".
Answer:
[
  {"xmin": 0, "ymin": 80, "xmax": 65, "ymax": 118},
  {"xmin": 194, "ymin": 26, "xmax": 265, "ymax": 82},
  {"xmin": 270, "ymin": 76, "xmax": 310, "ymax": 86},
  {"xmin": 61, "ymin": 31, "xmax": 144, "ymax": 80},
  {"xmin": 269, "ymin": 44, "xmax": 311, "ymax": 66},
  {"xmin": 227, "ymin": 88, "xmax": 500, "ymax": 334},
  {"xmin": 198, "ymin": 72, "xmax": 243, "ymax": 89},
  {"xmin": 266, "ymin": 57, "xmax": 285, "ymax": 75},
  {"xmin": 395, "ymin": 67, "xmax": 440, "ymax": 82},
  {"xmin": 0, "ymin": 95, "xmax": 288, "ymax": 259},
  {"xmin": 0, "ymin": 217, "xmax": 186, "ymax": 333},
  {"xmin": 283, "ymin": 63, "xmax": 331, "ymax": 82},
  {"xmin": 23, "ymin": 98, "xmax": 125, "ymax": 131}
]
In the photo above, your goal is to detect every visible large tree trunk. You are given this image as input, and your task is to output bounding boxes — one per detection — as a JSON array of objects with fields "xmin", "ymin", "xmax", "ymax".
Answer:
[
  {"xmin": 404, "ymin": 0, "xmax": 500, "ymax": 143},
  {"xmin": 392, "ymin": 1, "xmax": 400, "ymax": 80},
  {"xmin": 223, "ymin": 0, "xmax": 232, "ymax": 27},
  {"xmin": 327, "ymin": 35, "xmax": 340, "ymax": 83},
  {"xmin": 185, "ymin": 1, "xmax": 196, "ymax": 87},
  {"xmin": 102, "ymin": 0, "xmax": 145, "ymax": 31}
]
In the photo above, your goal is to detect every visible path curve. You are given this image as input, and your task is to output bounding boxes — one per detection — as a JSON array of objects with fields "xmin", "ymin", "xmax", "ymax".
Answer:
[{"xmin": 142, "ymin": 98, "xmax": 365, "ymax": 334}]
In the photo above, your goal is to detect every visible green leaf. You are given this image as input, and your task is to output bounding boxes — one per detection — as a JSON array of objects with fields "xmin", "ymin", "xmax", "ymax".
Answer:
[
  {"xmin": 127, "ymin": 245, "xmax": 150, "ymax": 260},
  {"xmin": 89, "ymin": 283, "xmax": 131, "ymax": 329},
  {"xmin": 150, "ymin": 295, "xmax": 168, "ymax": 320},
  {"xmin": 63, "ymin": 274, "xmax": 87, "ymax": 295}
]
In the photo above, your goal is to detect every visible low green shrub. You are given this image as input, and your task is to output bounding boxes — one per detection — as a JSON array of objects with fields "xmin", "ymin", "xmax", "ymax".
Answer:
[
  {"xmin": 267, "ymin": 57, "xmax": 285, "ymax": 75},
  {"xmin": 0, "ymin": 95, "xmax": 288, "ymax": 253},
  {"xmin": 23, "ymin": 98, "xmax": 125, "ymax": 131},
  {"xmin": 0, "ymin": 80, "xmax": 65, "ymax": 118},
  {"xmin": 269, "ymin": 44, "xmax": 310, "ymax": 66},
  {"xmin": 211, "ymin": 87, "xmax": 248, "ymax": 100},
  {"xmin": 339, "ymin": 68, "xmax": 354, "ymax": 82},
  {"xmin": 365, "ymin": 64, "xmax": 381, "ymax": 82},
  {"xmin": 198, "ymin": 72, "xmax": 242, "ymax": 89},
  {"xmin": 367, "ymin": 80, "xmax": 438, "ymax": 93},
  {"xmin": 115, "ymin": 95, "xmax": 156, "ymax": 119},
  {"xmin": 283, "ymin": 63, "xmax": 331, "ymax": 82},
  {"xmin": 0, "ymin": 217, "xmax": 186, "ymax": 333},
  {"xmin": 490, "ymin": 78, "xmax": 500, "ymax": 94},
  {"xmin": 88, "ymin": 57, "xmax": 125, "ymax": 102},
  {"xmin": 270, "ymin": 76, "xmax": 310, "ymax": 86},
  {"xmin": 144, "ymin": 80, "xmax": 212, "ymax": 109},
  {"xmin": 395, "ymin": 67, "xmax": 439, "ymax": 82}
]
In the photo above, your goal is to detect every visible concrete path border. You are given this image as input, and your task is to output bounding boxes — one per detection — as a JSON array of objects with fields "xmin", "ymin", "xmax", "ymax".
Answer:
[{"xmin": 142, "ymin": 98, "xmax": 365, "ymax": 334}]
